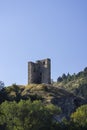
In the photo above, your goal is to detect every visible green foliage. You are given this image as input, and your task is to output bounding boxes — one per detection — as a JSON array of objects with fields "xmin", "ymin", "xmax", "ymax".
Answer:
[
  {"xmin": 56, "ymin": 67, "xmax": 87, "ymax": 97},
  {"xmin": 71, "ymin": 104, "xmax": 87, "ymax": 127},
  {"xmin": 0, "ymin": 100, "xmax": 61, "ymax": 130},
  {"xmin": 0, "ymin": 67, "xmax": 87, "ymax": 129},
  {"xmin": 0, "ymin": 84, "xmax": 44, "ymax": 104},
  {"xmin": 57, "ymin": 67, "xmax": 87, "ymax": 84},
  {"xmin": 0, "ymin": 88, "xmax": 9, "ymax": 103},
  {"xmin": 57, "ymin": 76, "xmax": 63, "ymax": 82},
  {"xmin": 0, "ymin": 81, "xmax": 4, "ymax": 89}
]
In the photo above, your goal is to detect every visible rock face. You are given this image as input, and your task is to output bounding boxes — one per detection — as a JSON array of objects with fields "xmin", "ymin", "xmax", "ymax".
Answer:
[
  {"xmin": 0, "ymin": 84, "xmax": 86, "ymax": 120},
  {"xmin": 28, "ymin": 58, "xmax": 51, "ymax": 84},
  {"xmin": 73, "ymin": 84, "xmax": 87, "ymax": 100},
  {"xmin": 51, "ymin": 88, "xmax": 86, "ymax": 119}
]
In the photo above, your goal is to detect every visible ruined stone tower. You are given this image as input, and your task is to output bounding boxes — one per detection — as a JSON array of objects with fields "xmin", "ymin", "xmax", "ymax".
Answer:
[{"xmin": 28, "ymin": 58, "xmax": 51, "ymax": 84}]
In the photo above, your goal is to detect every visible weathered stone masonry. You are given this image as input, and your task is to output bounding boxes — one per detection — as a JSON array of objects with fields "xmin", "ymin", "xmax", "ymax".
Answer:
[{"xmin": 28, "ymin": 58, "xmax": 51, "ymax": 84}]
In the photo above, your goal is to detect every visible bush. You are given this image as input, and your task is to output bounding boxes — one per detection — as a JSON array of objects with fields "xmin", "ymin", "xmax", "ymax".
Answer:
[{"xmin": 0, "ymin": 100, "xmax": 61, "ymax": 130}]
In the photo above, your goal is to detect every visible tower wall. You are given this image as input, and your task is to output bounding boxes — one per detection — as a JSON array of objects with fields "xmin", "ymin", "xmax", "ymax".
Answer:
[{"xmin": 28, "ymin": 58, "xmax": 51, "ymax": 84}]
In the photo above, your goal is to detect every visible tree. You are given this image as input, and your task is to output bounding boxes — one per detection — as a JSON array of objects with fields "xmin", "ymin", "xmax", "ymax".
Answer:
[
  {"xmin": 0, "ymin": 100, "xmax": 61, "ymax": 130},
  {"xmin": 62, "ymin": 74, "xmax": 67, "ymax": 80},
  {"xmin": 57, "ymin": 76, "xmax": 63, "ymax": 82},
  {"xmin": 0, "ymin": 81, "xmax": 4, "ymax": 90},
  {"xmin": 71, "ymin": 104, "xmax": 87, "ymax": 128},
  {"xmin": 67, "ymin": 73, "xmax": 72, "ymax": 81},
  {"xmin": 84, "ymin": 67, "xmax": 87, "ymax": 72}
]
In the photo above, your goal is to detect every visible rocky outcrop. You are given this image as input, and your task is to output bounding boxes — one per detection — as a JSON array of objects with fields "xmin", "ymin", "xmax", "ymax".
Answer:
[
  {"xmin": 51, "ymin": 91, "xmax": 86, "ymax": 119},
  {"xmin": 0, "ymin": 84, "xmax": 87, "ymax": 119}
]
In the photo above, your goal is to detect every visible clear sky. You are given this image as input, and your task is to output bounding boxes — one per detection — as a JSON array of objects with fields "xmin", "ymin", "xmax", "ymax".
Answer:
[{"xmin": 0, "ymin": 0, "xmax": 87, "ymax": 86}]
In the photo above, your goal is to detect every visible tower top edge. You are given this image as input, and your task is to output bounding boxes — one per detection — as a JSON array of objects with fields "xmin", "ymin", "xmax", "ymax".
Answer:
[
  {"xmin": 28, "ymin": 61, "xmax": 34, "ymax": 64},
  {"xmin": 36, "ymin": 58, "xmax": 51, "ymax": 62},
  {"xmin": 28, "ymin": 58, "xmax": 51, "ymax": 64}
]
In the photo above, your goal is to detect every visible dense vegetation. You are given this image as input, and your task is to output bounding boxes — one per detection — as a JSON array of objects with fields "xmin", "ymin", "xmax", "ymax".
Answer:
[
  {"xmin": 57, "ymin": 67, "xmax": 87, "ymax": 83},
  {"xmin": 55, "ymin": 67, "xmax": 87, "ymax": 99},
  {"xmin": 0, "ymin": 100, "xmax": 61, "ymax": 130},
  {"xmin": 0, "ymin": 67, "xmax": 87, "ymax": 130},
  {"xmin": 0, "ymin": 100, "xmax": 87, "ymax": 130}
]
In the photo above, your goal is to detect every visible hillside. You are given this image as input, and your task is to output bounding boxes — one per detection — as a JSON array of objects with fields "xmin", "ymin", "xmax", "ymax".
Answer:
[
  {"xmin": 0, "ymin": 67, "xmax": 87, "ymax": 120},
  {"xmin": 0, "ymin": 83, "xmax": 86, "ymax": 119},
  {"xmin": 54, "ymin": 67, "xmax": 87, "ymax": 100}
]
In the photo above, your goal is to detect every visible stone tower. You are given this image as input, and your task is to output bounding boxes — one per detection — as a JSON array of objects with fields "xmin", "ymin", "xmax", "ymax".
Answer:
[{"xmin": 28, "ymin": 58, "xmax": 51, "ymax": 84}]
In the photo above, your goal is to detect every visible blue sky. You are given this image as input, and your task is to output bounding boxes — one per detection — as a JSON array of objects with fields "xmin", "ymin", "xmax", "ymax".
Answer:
[{"xmin": 0, "ymin": 0, "xmax": 87, "ymax": 86}]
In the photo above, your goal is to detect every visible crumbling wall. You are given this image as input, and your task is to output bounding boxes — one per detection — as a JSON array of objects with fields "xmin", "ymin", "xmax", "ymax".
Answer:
[{"xmin": 28, "ymin": 58, "xmax": 51, "ymax": 84}]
